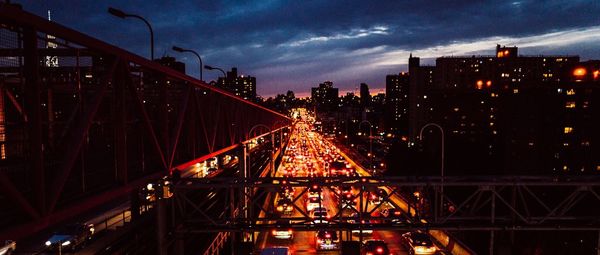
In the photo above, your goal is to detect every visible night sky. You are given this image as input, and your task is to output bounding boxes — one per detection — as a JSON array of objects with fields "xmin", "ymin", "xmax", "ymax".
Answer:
[{"xmin": 17, "ymin": 0, "xmax": 600, "ymax": 97}]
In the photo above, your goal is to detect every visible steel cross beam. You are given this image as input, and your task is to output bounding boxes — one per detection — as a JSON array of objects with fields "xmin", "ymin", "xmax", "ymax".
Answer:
[{"xmin": 172, "ymin": 176, "xmax": 600, "ymax": 232}]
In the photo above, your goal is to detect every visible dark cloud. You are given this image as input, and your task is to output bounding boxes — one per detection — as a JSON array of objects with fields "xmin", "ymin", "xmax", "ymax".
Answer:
[{"xmin": 15, "ymin": 0, "xmax": 600, "ymax": 96}]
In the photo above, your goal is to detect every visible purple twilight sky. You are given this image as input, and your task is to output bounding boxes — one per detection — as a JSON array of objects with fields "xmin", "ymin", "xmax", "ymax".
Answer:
[{"xmin": 16, "ymin": 0, "xmax": 600, "ymax": 97}]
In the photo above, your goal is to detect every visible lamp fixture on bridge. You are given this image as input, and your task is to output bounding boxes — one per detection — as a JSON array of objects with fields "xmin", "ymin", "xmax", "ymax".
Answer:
[{"xmin": 108, "ymin": 7, "xmax": 154, "ymax": 60}]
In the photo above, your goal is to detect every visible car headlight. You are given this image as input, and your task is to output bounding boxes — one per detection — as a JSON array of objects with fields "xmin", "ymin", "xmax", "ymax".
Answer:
[
  {"xmin": 414, "ymin": 246, "xmax": 436, "ymax": 253},
  {"xmin": 45, "ymin": 241, "xmax": 52, "ymax": 246},
  {"xmin": 62, "ymin": 241, "xmax": 71, "ymax": 246}
]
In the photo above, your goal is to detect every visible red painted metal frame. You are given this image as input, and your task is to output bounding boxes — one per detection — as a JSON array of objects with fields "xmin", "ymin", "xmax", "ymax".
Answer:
[{"xmin": 0, "ymin": 4, "xmax": 292, "ymax": 240}]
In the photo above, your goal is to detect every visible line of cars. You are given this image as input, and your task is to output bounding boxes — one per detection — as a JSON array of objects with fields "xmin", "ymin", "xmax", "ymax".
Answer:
[{"xmin": 267, "ymin": 111, "xmax": 441, "ymax": 255}]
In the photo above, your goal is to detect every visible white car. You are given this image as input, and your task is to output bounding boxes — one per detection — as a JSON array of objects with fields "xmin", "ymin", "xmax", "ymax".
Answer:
[{"xmin": 306, "ymin": 197, "xmax": 322, "ymax": 212}]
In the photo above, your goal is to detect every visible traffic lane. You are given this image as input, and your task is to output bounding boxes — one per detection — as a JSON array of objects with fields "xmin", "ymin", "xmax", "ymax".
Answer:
[{"xmin": 259, "ymin": 131, "xmax": 341, "ymax": 254}]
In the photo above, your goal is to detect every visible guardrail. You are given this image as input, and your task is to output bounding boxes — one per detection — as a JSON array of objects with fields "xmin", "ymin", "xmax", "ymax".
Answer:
[{"xmin": 202, "ymin": 227, "xmax": 231, "ymax": 255}]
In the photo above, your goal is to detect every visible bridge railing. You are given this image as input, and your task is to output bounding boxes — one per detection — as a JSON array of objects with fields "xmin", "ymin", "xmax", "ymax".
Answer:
[{"xmin": 0, "ymin": 4, "xmax": 290, "ymax": 240}]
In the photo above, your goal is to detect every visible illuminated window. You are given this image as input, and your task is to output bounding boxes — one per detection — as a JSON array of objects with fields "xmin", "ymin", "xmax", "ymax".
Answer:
[
  {"xmin": 566, "ymin": 89, "xmax": 575, "ymax": 95},
  {"xmin": 486, "ymin": 80, "xmax": 492, "ymax": 87},
  {"xmin": 573, "ymin": 67, "xmax": 586, "ymax": 77},
  {"xmin": 565, "ymin": 102, "xmax": 576, "ymax": 108},
  {"xmin": 564, "ymin": 127, "xmax": 573, "ymax": 134},
  {"xmin": 513, "ymin": 89, "xmax": 519, "ymax": 94},
  {"xmin": 476, "ymin": 80, "xmax": 483, "ymax": 90},
  {"xmin": 453, "ymin": 107, "xmax": 460, "ymax": 112}
]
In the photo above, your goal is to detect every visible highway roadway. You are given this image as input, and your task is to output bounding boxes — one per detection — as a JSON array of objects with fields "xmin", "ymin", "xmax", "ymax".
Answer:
[{"xmin": 256, "ymin": 111, "xmax": 416, "ymax": 255}]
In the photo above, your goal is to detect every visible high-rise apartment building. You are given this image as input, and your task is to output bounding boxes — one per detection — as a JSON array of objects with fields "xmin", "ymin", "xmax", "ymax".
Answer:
[
  {"xmin": 216, "ymin": 67, "xmax": 257, "ymax": 101},
  {"xmin": 392, "ymin": 45, "xmax": 599, "ymax": 174},
  {"xmin": 311, "ymin": 81, "xmax": 339, "ymax": 111}
]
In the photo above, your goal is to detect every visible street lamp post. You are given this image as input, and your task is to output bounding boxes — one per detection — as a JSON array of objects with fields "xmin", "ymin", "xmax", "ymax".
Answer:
[
  {"xmin": 359, "ymin": 120, "xmax": 373, "ymax": 174},
  {"xmin": 172, "ymin": 46, "xmax": 203, "ymax": 81},
  {"xmin": 418, "ymin": 123, "xmax": 444, "ymax": 221},
  {"xmin": 204, "ymin": 65, "xmax": 227, "ymax": 79},
  {"xmin": 108, "ymin": 7, "xmax": 154, "ymax": 60}
]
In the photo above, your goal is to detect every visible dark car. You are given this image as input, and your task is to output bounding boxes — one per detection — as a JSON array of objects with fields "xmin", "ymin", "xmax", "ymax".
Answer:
[
  {"xmin": 315, "ymin": 230, "xmax": 339, "ymax": 250},
  {"xmin": 271, "ymin": 219, "xmax": 294, "ymax": 240},
  {"xmin": 349, "ymin": 213, "xmax": 373, "ymax": 235},
  {"xmin": 361, "ymin": 239, "xmax": 391, "ymax": 255},
  {"xmin": 276, "ymin": 198, "xmax": 294, "ymax": 214},
  {"xmin": 44, "ymin": 223, "xmax": 95, "ymax": 251}
]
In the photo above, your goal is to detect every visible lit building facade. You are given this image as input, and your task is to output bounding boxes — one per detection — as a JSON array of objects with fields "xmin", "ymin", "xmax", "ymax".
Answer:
[
  {"xmin": 311, "ymin": 81, "xmax": 339, "ymax": 111},
  {"xmin": 404, "ymin": 45, "xmax": 599, "ymax": 174},
  {"xmin": 385, "ymin": 72, "xmax": 409, "ymax": 137},
  {"xmin": 216, "ymin": 67, "xmax": 257, "ymax": 101}
]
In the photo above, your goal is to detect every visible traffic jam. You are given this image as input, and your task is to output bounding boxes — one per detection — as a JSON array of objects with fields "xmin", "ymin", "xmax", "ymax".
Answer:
[{"xmin": 259, "ymin": 109, "xmax": 440, "ymax": 255}]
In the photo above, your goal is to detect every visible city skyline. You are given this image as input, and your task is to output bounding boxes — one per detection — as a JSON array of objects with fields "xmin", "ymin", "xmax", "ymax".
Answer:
[{"xmin": 18, "ymin": 0, "xmax": 600, "ymax": 97}]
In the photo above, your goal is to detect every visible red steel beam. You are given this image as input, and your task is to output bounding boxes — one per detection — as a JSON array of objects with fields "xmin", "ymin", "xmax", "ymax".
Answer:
[
  {"xmin": 0, "ymin": 171, "xmax": 40, "ymax": 219},
  {"xmin": 48, "ymin": 58, "xmax": 119, "ymax": 213},
  {"xmin": 168, "ymin": 86, "xmax": 192, "ymax": 170},
  {"xmin": 0, "ymin": 169, "xmax": 167, "ymax": 241},
  {"xmin": 126, "ymin": 70, "xmax": 168, "ymax": 171}
]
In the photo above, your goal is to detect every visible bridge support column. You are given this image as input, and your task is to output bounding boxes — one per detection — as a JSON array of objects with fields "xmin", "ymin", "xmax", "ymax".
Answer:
[
  {"xmin": 23, "ymin": 26, "xmax": 45, "ymax": 215},
  {"xmin": 490, "ymin": 187, "xmax": 496, "ymax": 255},
  {"xmin": 114, "ymin": 62, "xmax": 128, "ymax": 184},
  {"xmin": 597, "ymin": 230, "xmax": 600, "ymax": 255},
  {"xmin": 130, "ymin": 190, "xmax": 140, "ymax": 222},
  {"xmin": 156, "ymin": 198, "xmax": 168, "ymax": 255}
]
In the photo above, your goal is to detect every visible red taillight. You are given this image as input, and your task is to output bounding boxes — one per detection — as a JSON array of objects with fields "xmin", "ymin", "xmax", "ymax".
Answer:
[
  {"xmin": 271, "ymin": 230, "xmax": 277, "ymax": 235},
  {"xmin": 366, "ymin": 253, "xmax": 374, "ymax": 255},
  {"xmin": 325, "ymin": 233, "xmax": 331, "ymax": 238},
  {"xmin": 288, "ymin": 229, "xmax": 293, "ymax": 234},
  {"xmin": 376, "ymin": 247, "xmax": 384, "ymax": 253}
]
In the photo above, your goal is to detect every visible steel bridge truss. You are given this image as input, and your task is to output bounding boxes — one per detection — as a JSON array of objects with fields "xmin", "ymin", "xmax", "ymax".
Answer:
[
  {"xmin": 173, "ymin": 176, "xmax": 600, "ymax": 233},
  {"xmin": 0, "ymin": 4, "xmax": 290, "ymax": 240}
]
